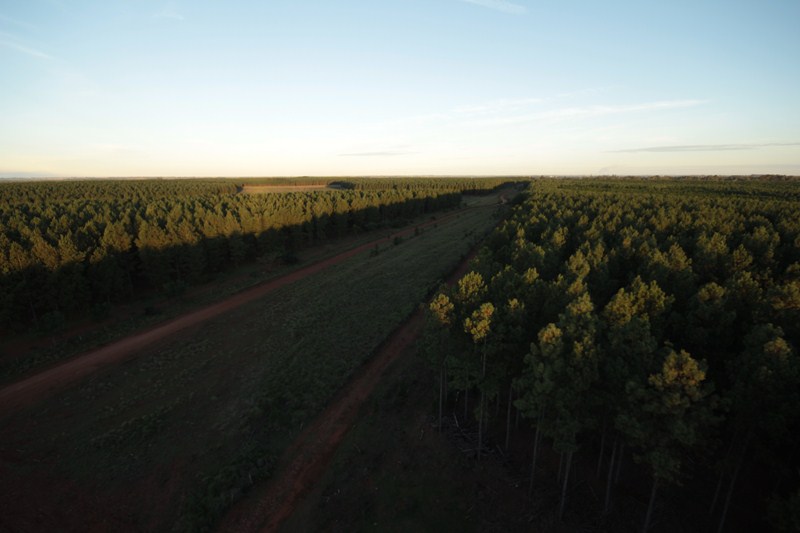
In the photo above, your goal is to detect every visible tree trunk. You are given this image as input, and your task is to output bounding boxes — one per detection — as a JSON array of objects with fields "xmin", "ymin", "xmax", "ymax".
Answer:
[
  {"xmin": 505, "ymin": 383, "xmax": 513, "ymax": 451},
  {"xmin": 174, "ymin": 255, "xmax": 182, "ymax": 281},
  {"xmin": 717, "ymin": 433, "xmax": 751, "ymax": 533},
  {"xmin": 709, "ymin": 436, "xmax": 737, "ymax": 518},
  {"xmin": 558, "ymin": 450, "xmax": 574, "ymax": 520},
  {"xmin": 478, "ymin": 389, "xmax": 484, "ymax": 459},
  {"xmin": 643, "ymin": 477, "xmax": 659, "ymax": 533},
  {"xmin": 28, "ymin": 297, "xmax": 39, "ymax": 329},
  {"xmin": 528, "ymin": 408, "xmax": 545, "ymax": 497},
  {"xmin": 464, "ymin": 387, "xmax": 469, "ymax": 421},
  {"xmin": 444, "ymin": 361, "xmax": 448, "ymax": 402},
  {"xmin": 127, "ymin": 267, "xmax": 135, "ymax": 299},
  {"xmin": 557, "ymin": 452, "xmax": 564, "ymax": 484},
  {"xmin": 709, "ymin": 470, "xmax": 725, "ymax": 521},
  {"xmin": 614, "ymin": 443, "xmax": 625, "ymax": 484},
  {"xmin": 478, "ymin": 348, "xmax": 487, "ymax": 459},
  {"xmin": 604, "ymin": 436, "xmax": 618, "ymax": 514},
  {"xmin": 438, "ymin": 364, "xmax": 444, "ymax": 432},
  {"xmin": 596, "ymin": 421, "xmax": 607, "ymax": 478}
]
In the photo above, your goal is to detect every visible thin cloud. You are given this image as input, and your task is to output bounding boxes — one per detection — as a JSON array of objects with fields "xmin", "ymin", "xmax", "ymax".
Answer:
[
  {"xmin": 0, "ymin": 39, "xmax": 52, "ymax": 59},
  {"xmin": 0, "ymin": 171, "xmax": 61, "ymax": 179},
  {"xmin": 339, "ymin": 151, "xmax": 416, "ymax": 157},
  {"xmin": 452, "ymin": 88, "xmax": 616, "ymax": 120},
  {"xmin": 556, "ymin": 86, "xmax": 621, "ymax": 99},
  {"xmin": 475, "ymin": 99, "xmax": 707, "ymax": 126},
  {"xmin": 537, "ymin": 99, "xmax": 707, "ymax": 120},
  {"xmin": 370, "ymin": 90, "xmax": 679, "ymax": 134},
  {"xmin": 595, "ymin": 164, "xmax": 800, "ymax": 176},
  {"xmin": 454, "ymin": 97, "xmax": 544, "ymax": 115},
  {"xmin": 458, "ymin": 0, "xmax": 527, "ymax": 15},
  {"xmin": 612, "ymin": 142, "xmax": 800, "ymax": 153}
]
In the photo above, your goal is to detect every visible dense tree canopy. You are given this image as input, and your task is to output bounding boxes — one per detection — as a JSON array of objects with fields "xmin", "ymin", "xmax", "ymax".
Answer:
[
  {"xmin": 425, "ymin": 177, "xmax": 800, "ymax": 530},
  {"xmin": 0, "ymin": 177, "xmax": 509, "ymax": 333}
]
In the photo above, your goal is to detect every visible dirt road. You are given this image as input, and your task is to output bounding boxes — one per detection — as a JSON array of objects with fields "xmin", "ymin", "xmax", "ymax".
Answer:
[
  {"xmin": 0, "ymin": 208, "xmax": 474, "ymax": 417},
  {"xmin": 218, "ymin": 247, "xmax": 479, "ymax": 533}
]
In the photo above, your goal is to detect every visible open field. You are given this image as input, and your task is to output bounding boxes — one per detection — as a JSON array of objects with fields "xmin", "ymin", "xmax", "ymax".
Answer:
[
  {"xmin": 240, "ymin": 184, "xmax": 342, "ymax": 194},
  {"xmin": 0, "ymin": 186, "xmax": 500, "ymax": 385},
  {"xmin": 0, "ymin": 197, "xmax": 497, "ymax": 413},
  {"xmin": 0, "ymin": 189, "xmax": 508, "ymax": 532},
  {"xmin": 219, "ymin": 228, "xmax": 487, "ymax": 532}
]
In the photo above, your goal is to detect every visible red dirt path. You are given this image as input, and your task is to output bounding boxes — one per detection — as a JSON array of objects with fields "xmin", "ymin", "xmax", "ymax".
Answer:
[
  {"xmin": 0, "ymin": 209, "xmax": 471, "ymax": 417},
  {"xmin": 218, "ymin": 247, "xmax": 479, "ymax": 533}
]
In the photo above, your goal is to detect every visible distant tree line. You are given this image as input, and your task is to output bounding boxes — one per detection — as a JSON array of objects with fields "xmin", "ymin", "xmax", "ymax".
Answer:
[
  {"xmin": 239, "ymin": 176, "xmax": 516, "ymax": 193},
  {"xmin": 424, "ymin": 178, "xmax": 800, "ymax": 531},
  {"xmin": 0, "ymin": 178, "xmax": 507, "ymax": 334}
]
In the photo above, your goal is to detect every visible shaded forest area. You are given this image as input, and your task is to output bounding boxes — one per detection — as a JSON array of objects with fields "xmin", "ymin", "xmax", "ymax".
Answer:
[
  {"xmin": 0, "ymin": 187, "xmax": 507, "ymax": 533},
  {"xmin": 0, "ymin": 177, "xmax": 509, "ymax": 335},
  {"xmin": 424, "ymin": 178, "xmax": 800, "ymax": 531}
]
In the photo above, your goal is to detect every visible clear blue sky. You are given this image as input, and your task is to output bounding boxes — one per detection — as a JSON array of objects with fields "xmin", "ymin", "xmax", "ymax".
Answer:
[{"xmin": 1, "ymin": 0, "xmax": 799, "ymax": 177}]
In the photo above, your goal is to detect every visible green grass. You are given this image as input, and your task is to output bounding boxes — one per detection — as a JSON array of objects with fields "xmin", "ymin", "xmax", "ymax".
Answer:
[
  {"xmin": 0, "ymin": 196, "xmax": 495, "ymax": 385},
  {"xmin": 0, "ymin": 197, "xmax": 505, "ymax": 532}
]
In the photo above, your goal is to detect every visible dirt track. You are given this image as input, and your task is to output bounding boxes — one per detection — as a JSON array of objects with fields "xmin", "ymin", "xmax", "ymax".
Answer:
[
  {"xmin": 218, "ymin": 247, "xmax": 479, "ymax": 533},
  {"xmin": 0, "ymin": 208, "xmax": 475, "ymax": 417}
]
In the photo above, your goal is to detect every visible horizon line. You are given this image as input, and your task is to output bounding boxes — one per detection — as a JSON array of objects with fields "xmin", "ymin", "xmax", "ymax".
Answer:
[{"xmin": 2, "ymin": 173, "xmax": 799, "ymax": 181}]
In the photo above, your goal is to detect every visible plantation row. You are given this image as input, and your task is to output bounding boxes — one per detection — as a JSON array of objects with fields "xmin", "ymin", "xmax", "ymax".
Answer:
[
  {"xmin": 0, "ymin": 178, "xmax": 508, "ymax": 333},
  {"xmin": 424, "ymin": 178, "xmax": 800, "ymax": 531}
]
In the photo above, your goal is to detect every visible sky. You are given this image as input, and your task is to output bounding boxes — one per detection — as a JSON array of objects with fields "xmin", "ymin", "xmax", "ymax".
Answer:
[{"xmin": 1, "ymin": 0, "xmax": 799, "ymax": 177}]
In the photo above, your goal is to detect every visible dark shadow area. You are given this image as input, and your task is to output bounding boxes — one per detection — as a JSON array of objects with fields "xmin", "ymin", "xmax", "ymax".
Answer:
[
  {"xmin": 0, "ymin": 192, "xmax": 470, "ymax": 335},
  {"xmin": 0, "ymin": 188, "xmax": 512, "ymax": 383}
]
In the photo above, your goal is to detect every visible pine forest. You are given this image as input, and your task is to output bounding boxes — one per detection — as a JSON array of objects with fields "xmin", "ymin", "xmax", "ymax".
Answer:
[{"xmin": 424, "ymin": 177, "xmax": 800, "ymax": 531}]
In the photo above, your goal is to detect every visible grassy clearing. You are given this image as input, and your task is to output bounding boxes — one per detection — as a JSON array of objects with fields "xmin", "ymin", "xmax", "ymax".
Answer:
[
  {"xmin": 0, "ymin": 194, "xmax": 496, "ymax": 384},
  {"xmin": 241, "ymin": 184, "xmax": 337, "ymax": 193},
  {"xmin": 0, "ymin": 196, "xmax": 504, "ymax": 532}
]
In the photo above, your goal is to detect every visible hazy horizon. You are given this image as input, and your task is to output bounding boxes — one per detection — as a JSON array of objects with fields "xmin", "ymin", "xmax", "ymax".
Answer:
[{"xmin": 2, "ymin": 1, "xmax": 799, "ymax": 177}]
